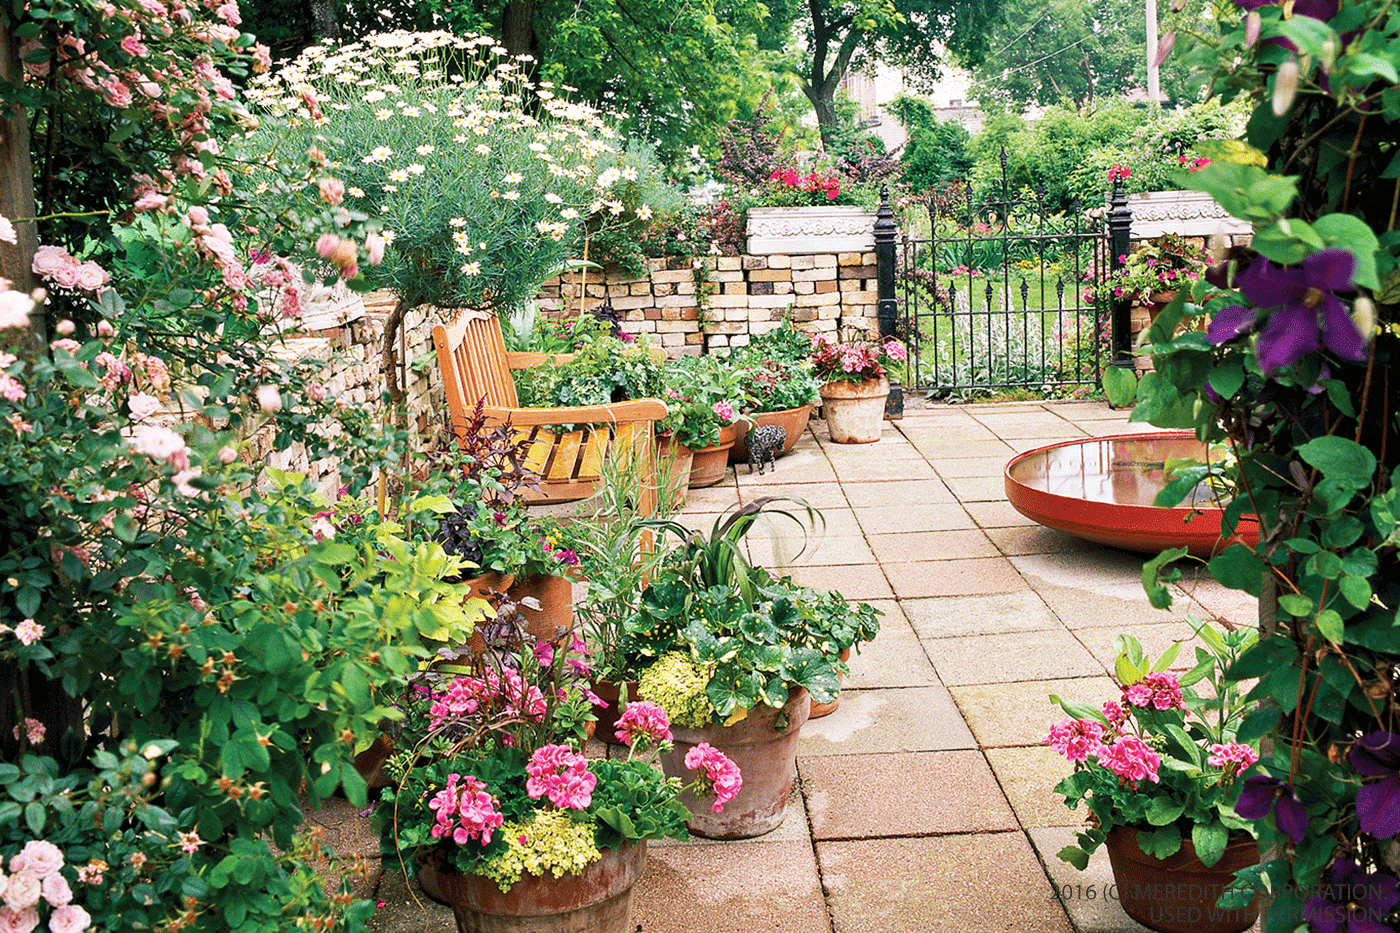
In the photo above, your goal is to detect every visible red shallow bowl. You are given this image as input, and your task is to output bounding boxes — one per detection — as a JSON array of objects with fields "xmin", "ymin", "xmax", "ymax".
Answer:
[{"xmin": 1004, "ymin": 431, "xmax": 1258, "ymax": 559}]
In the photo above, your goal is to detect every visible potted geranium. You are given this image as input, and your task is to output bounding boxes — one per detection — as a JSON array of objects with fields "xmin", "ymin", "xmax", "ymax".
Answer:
[
  {"xmin": 659, "ymin": 355, "xmax": 751, "ymax": 488},
  {"xmin": 1105, "ymin": 233, "xmax": 1213, "ymax": 311},
  {"xmin": 621, "ymin": 499, "xmax": 881, "ymax": 838},
  {"xmin": 1047, "ymin": 627, "xmax": 1260, "ymax": 933},
  {"xmin": 728, "ymin": 321, "xmax": 822, "ymax": 463},
  {"xmin": 375, "ymin": 597, "xmax": 740, "ymax": 933},
  {"xmin": 809, "ymin": 332, "xmax": 907, "ymax": 443}
]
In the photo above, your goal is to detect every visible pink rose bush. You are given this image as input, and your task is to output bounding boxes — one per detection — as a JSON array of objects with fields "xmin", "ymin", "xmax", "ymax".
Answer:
[
  {"xmin": 1045, "ymin": 628, "xmax": 1262, "ymax": 870},
  {"xmin": 0, "ymin": 842, "xmax": 91, "ymax": 933}
]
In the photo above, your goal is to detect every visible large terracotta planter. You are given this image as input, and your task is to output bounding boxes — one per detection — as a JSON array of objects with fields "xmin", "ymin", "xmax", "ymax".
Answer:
[
  {"xmin": 590, "ymin": 679, "xmax": 640, "ymax": 746},
  {"xmin": 420, "ymin": 841, "xmax": 647, "ymax": 933},
  {"xmin": 659, "ymin": 689, "xmax": 810, "ymax": 839},
  {"xmin": 686, "ymin": 423, "xmax": 739, "ymax": 488},
  {"xmin": 509, "ymin": 573, "xmax": 574, "ymax": 644},
  {"xmin": 819, "ymin": 377, "xmax": 889, "ymax": 444},
  {"xmin": 654, "ymin": 434, "xmax": 694, "ymax": 511},
  {"xmin": 729, "ymin": 405, "xmax": 813, "ymax": 463},
  {"xmin": 807, "ymin": 647, "xmax": 851, "ymax": 719},
  {"xmin": 352, "ymin": 734, "xmax": 394, "ymax": 790},
  {"xmin": 1103, "ymin": 827, "xmax": 1259, "ymax": 933}
]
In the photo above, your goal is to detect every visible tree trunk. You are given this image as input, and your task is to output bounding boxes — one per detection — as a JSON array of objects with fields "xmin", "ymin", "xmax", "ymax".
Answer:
[
  {"xmin": 306, "ymin": 0, "xmax": 341, "ymax": 42},
  {"xmin": 0, "ymin": 18, "xmax": 43, "ymax": 345},
  {"xmin": 502, "ymin": 0, "xmax": 536, "ymax": 59}
]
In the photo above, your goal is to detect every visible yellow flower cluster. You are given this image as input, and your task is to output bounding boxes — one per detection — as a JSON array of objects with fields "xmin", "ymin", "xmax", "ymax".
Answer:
[
  {"xmin": 638, "ymin": 651, "xmax": 712, "ymax": 730},
  {"xmin": 479, "ymin": 809, "xmax": 600, "ymax": 892}
]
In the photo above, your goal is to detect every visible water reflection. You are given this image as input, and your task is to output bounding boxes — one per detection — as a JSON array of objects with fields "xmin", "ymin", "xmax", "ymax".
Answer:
[{"xmin": 1006, "ymin": 434, "xmax": 1221, "ymax": 508}]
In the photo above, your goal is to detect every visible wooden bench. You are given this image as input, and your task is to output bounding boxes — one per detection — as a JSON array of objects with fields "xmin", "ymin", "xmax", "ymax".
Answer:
[{"xmin": 432, "ymin": 311, "xmax": 669, "ymax": 514}]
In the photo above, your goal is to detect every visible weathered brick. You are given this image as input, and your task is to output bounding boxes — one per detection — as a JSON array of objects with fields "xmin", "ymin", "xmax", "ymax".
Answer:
[
  {"xmin": 838, "ymin": 252, "xmax": 865, "ymax": 266},
  {"xmin": 814, "ymin": 279, "xmax": 839, "ymax": 294},
  {"xmin": 631, "ymin": 283, "xmax": 652, "ymax": 296},
  {"xmin": 812, "ymin": 254, "xmax": 838, "ymax": 268},
  {"xmin": 724, "ymin": 308, "xmax": 750, "ymax": 322},
  {"xmin": 644, "ymin": 309, "xmax": 662, "ymax": 320},
  {"xmin": 789, "ymin": 255, "xmax": 816, "ymax": 271},
  {"xmin": 766, "ymin": 254, "xmax": 791, "ymax": 269},
  {"xmin": 793, "ymin": 280, "xmax": 815, "ymax": 295},
  {"xmin": 749, "ymin": 320, "xmax": 782, "ymax": 336},
  {"xmin": 723, "ymin": 282, "xmax": 746, "ymax": 296},
  {"xmin": 796, "ymin": 292, "xmax": 840, "ymax": 308},
  {"xmin": 838, "ymin": 265, "xmax": 875, "ymax": 280},
  {"xmin": 792, "ymin": 268, "xmax": 837, "ymax": 282},
  {"xmin": 656, "ymin": 320, "xmax": 692, "ymax": 333},
  {"xmin": 749, "ymin": 269, "xmax": 791, "ymax": 282},
  {"xmin": 651, "ymin": 269, "xmax": 692, "ymax": 284},
  {"xmin": 773, "ymin": 281, "xmax": 794, "ymax": 295},
  {"xmin": 607, "ymin": 284, "xmax": 631, "ymax": 298},
  {"xmin": 746, "ymin": 308, "xmax": 773, "ymax": 323},
  {"xmin": 655, "ymin": 295, "xmax": 697, "ymax": 309},
  {"xmin": 677, "ymin": 282, "xmax": 695, "ymax": 296},
  {"xmin": 750, "ymin": 281, "xmax": 774, "ymax": 296},
  {"xmin": 748, "ymin": 294, "xmax": 796, "ymax": 309},
  {"xmin": 659, "ymin": 331, "xmax": 685, "ymax": 346},
  {"xmin": 654, "ymin": 283, "xmax": 674, "ymax": 297},
  {"xmin": 705, "ymin": 294, "xmax": 748, "ymax": 308},
  {"xmin": 817, "ymin": 304, "xmax": 841, "ymax": 319},
  {"xmin": 729, "ymin": 334, "xmax": 751, "ymax": 348},
  {"xmin": 788, "ymin": 308, "xmax": 818, "ymax": 323},
  {"xmin": 742, "ymin": 256, "xmax": 768, "ymax": 270},
  {"xmin": 713, "ymin": 271, "xmax": 745, "ymax": 283},
  {"xmin": 717, "ymin": 257, "xmax": 742, "ymax": 271},
  {"xmin": 611, "ymin": 296, "xmax": 651, "ymax": 310}
]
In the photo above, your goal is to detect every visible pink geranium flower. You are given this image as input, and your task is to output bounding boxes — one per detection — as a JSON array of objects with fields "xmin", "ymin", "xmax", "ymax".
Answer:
[
  {"xmin": 1098, "ymin": 735, "xmax": 1161, "ymax": 786},
  {"xmin": 525, "ymin": 745, "xmax": 597, "ymax": 810},
  {"xmin": 1044, "ymin": 718, "xmax": 1106, "ymax": 763},
  {"xmin": 683, "ymin": 742, "xmax": 742, "ymax": 812},
  {"xmin": 1207, "ymin": 742, "xmax": 1259, "ymax": 778},
  {"xmin": 615, "ymin": 701, "xmax": 672, "ymax": 747}
]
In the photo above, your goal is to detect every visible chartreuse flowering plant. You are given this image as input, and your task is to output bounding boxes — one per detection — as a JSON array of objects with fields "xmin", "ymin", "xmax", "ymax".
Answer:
[
  {"xmin": 1109, "ymin": 0, "xmax": 1400, "ymax": 923},
  {"xmin": 375, "ymin": 600, "xmax": 739, "ymax": 891},
  {"xmin": 1047, "ymin": 627, "xmax": 1260, "ymax": 871}
]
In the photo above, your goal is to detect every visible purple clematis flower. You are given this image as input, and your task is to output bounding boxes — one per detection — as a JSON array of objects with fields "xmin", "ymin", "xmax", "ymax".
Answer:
[
  {"xmin": 1301, "ymin": 859, "xmax": 1399, "ymax": 933},
  {"xmin": 1231, "ymin": 0, "xmax": 1341, "ymax": 53},
  {"xmin": 1206, "ymin": 250, "xmax": 1367, "ymax": 374},
  {"xmin": 1235, "ymin": 774, "xmax": 1309, "ymax": 842},
  {"xmin": 1350, "ymin": 731, "xmax": 1400, "ymax": 839}
]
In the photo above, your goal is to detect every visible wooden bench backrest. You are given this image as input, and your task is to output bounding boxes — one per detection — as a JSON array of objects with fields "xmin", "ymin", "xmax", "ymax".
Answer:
[{"xmin": 432, "ymin": 312, "xmax": 518, "ymax": 424}]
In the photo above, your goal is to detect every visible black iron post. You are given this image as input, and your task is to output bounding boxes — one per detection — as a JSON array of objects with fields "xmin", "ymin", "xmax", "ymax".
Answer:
[
  {"xmin": 873, "ymin": 186, "xmax": 903, "ymax": 419},
  {"xmin": 1107, "ymin": 178, "xmax": 1134, "ymax": 369}
]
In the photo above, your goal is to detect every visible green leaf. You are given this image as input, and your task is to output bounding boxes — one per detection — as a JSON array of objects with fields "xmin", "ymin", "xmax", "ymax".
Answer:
[
  {"xmin": 1057, "ymin": 846, "xmax": 1090, "ymax": 871},
  {"xmin": 1136, "ymin": 824, "xmax": 1183, "ymax": 859},
  {"xmin": 1050, "ymin": 695, "xmax": 1109, "ymax": 724},
  {"xmin": 1142, "ymin": 547, "xmax": 1189, "ymax": 609},
  {"xmin": 1103, "ymin": 365, "xmax": 1138, "ymax": 409},
  {"xmin": 1207, "ymin": 545, "xmax": 1265, "ymax": 597},
  {"xmin": 1151, "ymin": 641, "xmax": 1182, "ymax": 672},
  {"xmin": 1312, "ymin": 214, "xmax": 1381, "ymax": 289},
  {"xmin": 1314, "ymin": 609, "xmax": 1344, "ymax": 644},
  {"xmin": 1188, "ymin": 162, "xmax": 1297, "ymax": 222},
  {"xmin": 1191, "ymin": 821, "xmax": 1230, "ymax": 868},
  {"xmin": 1237, "ymin": 704, "xmax": 1282, "ymax": 745},
  {"xmin": 1252, "ymin": 219, "xmax": 1320, "ymax": 265},
  {"xmin": 1146, "ymin": 798, "xmax": 1186, "ymax": 826},
  {"xmin": 1278, "ymin": 594, "xmax": 1315, "ymax": 617},
  {"xmin": 1297, "ymin": 436, "xmax": 1376, "ymax": 488},
  {"xmin": 24, "ymin": 801, "xmax": 43, "ymax": 835},
  {"xmin": 1338, "ymin": 574, "xmax": 1372, "ymax": 611}
]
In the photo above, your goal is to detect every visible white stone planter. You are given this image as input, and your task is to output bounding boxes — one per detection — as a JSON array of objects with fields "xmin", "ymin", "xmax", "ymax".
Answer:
[
  {"xmin": 1128, "ymin": 190, "xmax": 1251, "ymax": 239},
  {"xmin": 746, "ymin": 206, "xmax": 876, "ymax": 255}
]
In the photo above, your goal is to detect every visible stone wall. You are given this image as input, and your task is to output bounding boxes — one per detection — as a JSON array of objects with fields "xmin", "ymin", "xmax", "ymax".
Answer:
[{"xmin": 537, "ymin": 251, "xmax": 881, "ymax": 355}]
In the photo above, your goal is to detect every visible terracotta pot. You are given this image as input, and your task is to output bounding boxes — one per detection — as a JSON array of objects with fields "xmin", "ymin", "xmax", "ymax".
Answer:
[
  {"xmin": 685, "ymin": 423, "xmax": 739, "ymax": 489},
  {"xmin": 658, "ymin": 688, "xmax": 810, "ymax": 839},
  {"xmin": 419, "ymin": 841, "xmax": 647, "ymax": 933},
  {"xmin": 352, "ymin": 734, "xmax": 394, "ymax": 791},
  {"xmin": 509, "ymin": 573, "xmax": 575, "ymax": 644},
  {"xmin": 463, "ymin": 571, "xmax": 515, "ymax": 601},
  {"xmin": 654, "ymin": 434, "xmax": 693, "ymax": 511},
  {"xmin": 819, "ymin": 377, "xmax": 889, "ymax": 444},
  {"xmin": 807, "ymin": 647, "xmax": 851, "ymax": 719},
  {"xmin": 728, "ymin": 405, "xmax": 813, "ymax": 463},
  {"xmin": 1103, "ymin": 827, "xmax": 1259, "ymax": 933},
  {"xmin": 590, "ymin": 680, "xmax": 640, "ymax": 746}
]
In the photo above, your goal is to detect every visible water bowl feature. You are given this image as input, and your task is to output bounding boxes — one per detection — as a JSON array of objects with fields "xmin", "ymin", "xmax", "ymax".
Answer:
[{"xmin": 1004, "ymin": 431, "xmax": 1258, "ymax": 559}]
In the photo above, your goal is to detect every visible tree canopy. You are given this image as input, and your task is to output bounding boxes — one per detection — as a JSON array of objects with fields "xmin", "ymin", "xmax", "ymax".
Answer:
[
  {"xmin": 964, "ymin": 0, "xmax": 1209, "ymax": 109},
  {"xmin": 792, "ymin": 0, "xmax": 1005, "ymax": 144}
]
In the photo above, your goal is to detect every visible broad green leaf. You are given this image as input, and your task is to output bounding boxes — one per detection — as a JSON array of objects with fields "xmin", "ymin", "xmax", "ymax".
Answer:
[
  {"xmin": 1103, "ymin": 365, "xmax": 1138, "ymax": 409},
  {"xmin": 1338, "ymin": 574, "xmax": 1371, "ymax": 611},
  {"xmin": 1314, "ymin": 609, "xmax": 1344, "ymax": 644},
  {"xmin": 1297, "ymin": 436, "xmax": 1376, "ymax": 488},
  {"xmin": 1252, "ymin": 220, "xmax": 1318, "ymax": 265},
  {"xmin": 1192, "ymin": 821, "xmax": 1230, "ymax": 868},
  {"xmin": 1142, "ymin": 547, "xmax": 1189, "ymax": 609},
  {"xmin": 1312, "ymin": 214, "xmax": 1381, "ymax": 288},
  {"xmin": 1050, "ymin": 695, "xmax": 1109, "ymax": 724},
  {"xmin": 1278, "ymin": 594, "xmax": 1314, "ymax": 617},
  {"xmin": 1150, "ymin": 641, "xmax": 1183, "ymax": 672},
  {"xmin": 1137, "ymin": 824, "xmax": 1184, "ymax": 859},
  {"xmin": 1057, "ymin": 846, "xmax": 1090, "ymax": 871},
  {"xmin": 1146, "ymin": 798, "xmax": 1186, "ymax": 826},
  {"xmin": 1207, "ymin": 545, "xmax": 1265, "ymax": 597}
]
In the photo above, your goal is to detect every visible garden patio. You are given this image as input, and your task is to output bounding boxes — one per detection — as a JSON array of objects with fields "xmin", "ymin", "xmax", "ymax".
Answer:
[{"xmin": 305, "ymin": 399, "xmax": 1258, "ymax": 933}]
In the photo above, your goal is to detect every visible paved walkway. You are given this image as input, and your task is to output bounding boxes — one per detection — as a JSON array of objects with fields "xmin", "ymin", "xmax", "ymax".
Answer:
[{"xmin": 315, "ymin": 400, "xmax": 1258, "ymax": 933}]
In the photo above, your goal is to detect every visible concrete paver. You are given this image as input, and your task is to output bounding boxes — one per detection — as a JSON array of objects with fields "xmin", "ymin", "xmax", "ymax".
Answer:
[
  {"xmin": 801, "ymin": 750, "xmax": 1017, "ymax": 838},
  {"xmin": 817, "ymin": 833, "xmax": 1076, "ymax": 933},
  {"xmin": 355, "ymin": 400, "xmax": 1262, "ymax": 932}
]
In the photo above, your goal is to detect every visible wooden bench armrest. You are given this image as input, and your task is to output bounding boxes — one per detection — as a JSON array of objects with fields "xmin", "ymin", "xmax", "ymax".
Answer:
[
  {"xmin": 506, "ymin": 351, "xmax": 572, "ymax": 370},
  {"xmin": 482, "ymin": 398, "xmax": 669, "ymax": 427}
]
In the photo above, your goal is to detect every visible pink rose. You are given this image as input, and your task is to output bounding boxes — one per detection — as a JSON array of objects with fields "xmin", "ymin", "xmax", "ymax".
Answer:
[
  {"xmin": 306, "ymin": 382, "xmax": 328, "ymax": 402},
  {"xmin": 130, "ymin": 424, "xmax": 188, "ymax": 465},
  {"xmin": 39, "ymin": 873, "xmax": 70, "ymax": 908},
  {"xmin": 73, "ymin": 262, "xmax": 109, "ymax": 292},
  {"xmin": 255, "ymin": 385, "xmax": 281, "ymax": 412},
  {"xmin": 47, "ymin": 905, "xmax": 88, "ymax": 933},
  {"xmin": 127, "ymin": 392, "xmax": 161, "ymax": 422},
  {"xmin": 30, "ymin": 245, "xmax": 73, "ymax": 278},
  {"xmin": 187, "ymin": 205, "xmax": 209, "ymax": 227},
  {"xmin": 0, "ymin": 906, "xmax": 37, "ymax": 933},
  {"xmin": 217, "ymin": 446, "xmax": 238, "ymax": 465},
  {"xmin": 2, "ymin": 870, "xmax": 39, "ymax": 911},
  {"xmin": 13, "ymin": 620, "xmax": 42, "ymax": 647},
  {"xmin": 50, "ymin": 264, "xmax": 80, "ymax": 290},
  {"xmin": 0, "ymin": 293, "xmax": 33, "ymax": 331},
  {"xmin": 13, "ymin": 844, "xmax": 61, "ymax": 880},
  {"xmin": 0, "ymin": 217, "xmax": 16, "ymax": 245},
  {"xmin": 364, "ymin": 233, "xmax": 385, "ymax": 266},
  {"xmin": 315, "ymin": 233, "xmax": 340, "ymax": 259}
]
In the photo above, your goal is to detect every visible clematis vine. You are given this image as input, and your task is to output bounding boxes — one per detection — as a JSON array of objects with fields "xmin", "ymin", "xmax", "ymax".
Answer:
[
  {"xmin": 1234, "ymin": 773, "xmax": 1309, "ymax": 842},
  {"xmin": 1206, "ymin": 249, "xmax": 1368, "ymax": 374},
  {"xmin": 1349, "ymin": 731, "xmax": 1400, "ymax": 840},
  {"xmin": 1301, "ymin": 859, "xmax": 1399, "ymax": 933}
]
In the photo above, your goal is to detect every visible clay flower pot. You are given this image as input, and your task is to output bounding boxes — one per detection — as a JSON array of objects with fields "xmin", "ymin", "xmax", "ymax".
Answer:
[
  {"xmin": 419, "ymin": 841, "xmax": 647, "ymax": 933},
  {"xmin": 728, "ymin": 405, "xmax": 813, "ymax": 463},
  {"xmin": 1103, "ymin": 827, "xmax": 1259, "ymax": 933},
  {"xmin": 819, "ymin": 377, "xmax": 889, "ymax": 444},
  {"xmin": 686, "ymin": 423, "xmax": 739, "ymax": 488},
  {"xmin": 658, "ymin": 689, "xmax": 810, "ymax": 839}
]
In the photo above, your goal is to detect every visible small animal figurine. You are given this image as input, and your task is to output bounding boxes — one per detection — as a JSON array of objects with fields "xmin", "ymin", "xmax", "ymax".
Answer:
[{"xmin": 746, "ymin": 424, "xmax": 786, "ymax": 475}]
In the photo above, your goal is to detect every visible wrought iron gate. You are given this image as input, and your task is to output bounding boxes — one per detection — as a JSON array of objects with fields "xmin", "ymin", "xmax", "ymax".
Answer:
[{"xmin": 895, "ymin": 154, "xmax": 1115, "ymax": 398}]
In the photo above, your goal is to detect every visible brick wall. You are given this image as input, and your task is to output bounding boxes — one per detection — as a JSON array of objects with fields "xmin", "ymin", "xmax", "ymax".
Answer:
[{"xmin": 537, "ymin": 251, "xmax": 881, "ymax": 355}]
